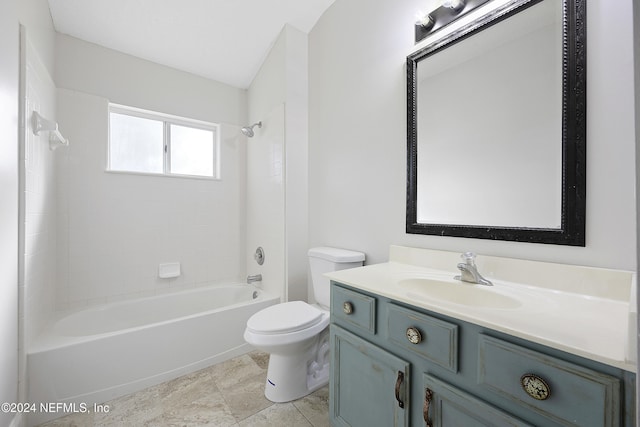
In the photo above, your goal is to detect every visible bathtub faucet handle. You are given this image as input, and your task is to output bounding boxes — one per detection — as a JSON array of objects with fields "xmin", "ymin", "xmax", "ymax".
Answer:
[{"xmin": 247, "ymin": 274, "xmax": 262, "ymax": 284}]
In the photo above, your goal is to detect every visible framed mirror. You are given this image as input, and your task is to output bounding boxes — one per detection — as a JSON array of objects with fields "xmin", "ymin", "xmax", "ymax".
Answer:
[{"xmin": 406, "ymin": 0, "xmax": 585, "ymax": 246}]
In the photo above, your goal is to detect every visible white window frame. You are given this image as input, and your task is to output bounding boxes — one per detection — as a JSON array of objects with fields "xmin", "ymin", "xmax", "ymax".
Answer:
[{"xmin": 107, "ymin": 103, "xmax": 221, "ymax": 180}]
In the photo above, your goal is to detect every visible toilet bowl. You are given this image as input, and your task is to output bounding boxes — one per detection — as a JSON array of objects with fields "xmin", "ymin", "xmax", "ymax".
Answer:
[
  {"xmin": 243, "ymin": 247, "xmax": 365, "ymax": 402},
  {"xmin": 243, "ymin": 301, "xmax": 330, "ymax": 402}
]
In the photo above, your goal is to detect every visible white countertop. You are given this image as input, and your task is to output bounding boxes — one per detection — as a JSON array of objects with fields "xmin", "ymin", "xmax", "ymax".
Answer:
[{"xmin": 326, "ymin": 246, "xmax": 637, "ymax": 372}]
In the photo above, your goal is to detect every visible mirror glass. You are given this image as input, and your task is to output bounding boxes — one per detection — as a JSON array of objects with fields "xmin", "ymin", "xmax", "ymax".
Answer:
[{"xmin": 406, "ymin": 0, "xmax": 586, "ymax": 245}]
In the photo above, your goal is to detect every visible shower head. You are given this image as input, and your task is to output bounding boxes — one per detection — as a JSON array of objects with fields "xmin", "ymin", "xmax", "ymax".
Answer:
[{"xmin": 241, "ymin": 121, "xmax": 262, "ymax": 137}]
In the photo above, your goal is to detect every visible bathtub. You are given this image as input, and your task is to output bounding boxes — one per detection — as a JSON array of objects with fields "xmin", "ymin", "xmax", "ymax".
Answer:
[{"xmin": 27, "ymin": 284, "xmax": 278, "ymax": 426}]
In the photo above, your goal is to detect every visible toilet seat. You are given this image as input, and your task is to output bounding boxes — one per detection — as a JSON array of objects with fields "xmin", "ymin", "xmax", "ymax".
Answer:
[{"xmin": 246, "ymin": 301, "xmax": 323, "ymax": 335}]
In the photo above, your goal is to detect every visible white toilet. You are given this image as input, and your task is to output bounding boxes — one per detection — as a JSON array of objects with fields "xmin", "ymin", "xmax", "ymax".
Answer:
[{"xmin": 243, "ymin": 246, "xmax": 365, "ymax": 402}]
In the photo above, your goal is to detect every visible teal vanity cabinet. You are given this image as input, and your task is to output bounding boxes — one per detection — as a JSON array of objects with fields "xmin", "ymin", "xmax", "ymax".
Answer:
[{"xmin": 329, "ymin": 282, "xmax": 636, "ymax": 427}]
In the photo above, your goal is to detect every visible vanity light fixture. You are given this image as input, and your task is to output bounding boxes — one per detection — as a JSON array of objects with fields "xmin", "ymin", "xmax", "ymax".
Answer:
[{"xmin": 415, "ymin": 0, "xmax": 489, "ymax": 44}]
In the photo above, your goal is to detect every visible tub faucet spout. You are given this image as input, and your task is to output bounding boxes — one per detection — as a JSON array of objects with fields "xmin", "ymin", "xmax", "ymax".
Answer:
[
  {"xmin": 247, "ymin": 274, "xmax": 262, "ymax": 284},
  {"xmin": 454, "ymin": 252, "xmax": 492, "ymax": 286}
]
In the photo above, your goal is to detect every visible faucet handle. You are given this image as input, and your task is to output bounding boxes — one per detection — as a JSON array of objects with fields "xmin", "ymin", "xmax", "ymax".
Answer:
[{"xmin": 461, "ymin": 251, "xmax": 477, "ymax": 265}]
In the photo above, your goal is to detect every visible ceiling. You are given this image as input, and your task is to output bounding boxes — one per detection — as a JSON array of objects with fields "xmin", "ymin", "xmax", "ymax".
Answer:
[{"xmin": 47, "ymin": 0, "xmax": 335, "ymax": 89}]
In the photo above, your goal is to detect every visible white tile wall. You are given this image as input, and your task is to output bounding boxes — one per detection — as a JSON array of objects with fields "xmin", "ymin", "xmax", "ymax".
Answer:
[
  {"xmin": 2, "ymin": 5, "xmax": 19, "ymax": 425},
  {"xmin": 56, "ymin": 89, "xmax": 247, "ymax": 309},
  {"xmin": 22, "ymin": 39, "xmax": 58, "ymax": 345},
  {"xmin": 246, "ymin": 26, "xmax": 310, "ymax": 304},
  {"xmin": 245, "ymin": 104, "xmax": 286, "ymax": 301}
]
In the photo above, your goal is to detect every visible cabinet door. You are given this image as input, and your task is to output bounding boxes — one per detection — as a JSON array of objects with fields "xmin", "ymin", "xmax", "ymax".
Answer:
[
  {"xmin": 423, "ymin": 375, "xmax": 533, "ymax": 427},
  {"xmin": 330, "ymin": 325, "xmax": 410, "ymax": 427}
]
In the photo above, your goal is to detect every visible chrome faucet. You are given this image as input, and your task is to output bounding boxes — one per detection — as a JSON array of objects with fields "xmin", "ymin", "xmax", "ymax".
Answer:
[
  {"xmin": 247, "ymin": 274, "xmax": 262, "ymax": 284},
  {"xmin": 454, "ymin": 252, "xmax": 492, "ymax": 286}
]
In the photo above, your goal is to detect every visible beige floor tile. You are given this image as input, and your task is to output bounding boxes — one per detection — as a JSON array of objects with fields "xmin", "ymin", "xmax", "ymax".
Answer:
[
  {"xmin": 210, "ymin": 354, "xmax": 265, "ymax": 391},
  {"xmin": 37, "ymin": 411, "xmax": 94, "ymax": 427},
  {"xmin": 221, "ymin": 373, "xmax": 272, "ymax": 422},
  {"xmin": 293, "ymin": 387, "xmax": 330, "ymax": 427},
  {"xmin": 93, "ymin": 387, "xmax": 162, "ymax": 426},
  {"xmin": 36, "ymin": 352, "xmax": 329, "ymax": 427},
  {"xmin": 238, "ymin": 403, "xmax": 312, "ymax": 427},
  {"xmin": 159, "ymin": 366, "xmax": 219, "ymax": 406},
  {"xmin": 247, "ymin": 350, "xmax": 270, "ymax": 370},
  {"xmin": 160, "ymin": 391, "xmax": 238, "ymax": 427}
]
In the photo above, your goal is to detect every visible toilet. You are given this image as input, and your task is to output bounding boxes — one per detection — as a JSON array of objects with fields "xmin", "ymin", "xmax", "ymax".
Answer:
[{"xmin": 243, "ymin": 246, "xmax": 365, "ymax": 402}]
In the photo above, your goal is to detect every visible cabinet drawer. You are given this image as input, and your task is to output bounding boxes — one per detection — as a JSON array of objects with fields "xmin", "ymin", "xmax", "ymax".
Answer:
[
  {"xmin": 387, "ymin": 303, "xmax": 458, "ymax": 372},
  {"xmin": 331, "ymin": 284, "xmax": 376, "ymax": 334},
  {"xmin": 478, "ymin": 335, "xmax": 621, "ymax": 427}
]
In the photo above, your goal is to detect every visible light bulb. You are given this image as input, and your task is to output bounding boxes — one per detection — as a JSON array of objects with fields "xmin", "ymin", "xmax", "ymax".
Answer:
[
  {"xmin": 441, "ymin": 0, "xmax": 465, "ymax": 12},
  {"xmin": 415, "ymin": 12, "xmax": 435, "ymax": 29}
]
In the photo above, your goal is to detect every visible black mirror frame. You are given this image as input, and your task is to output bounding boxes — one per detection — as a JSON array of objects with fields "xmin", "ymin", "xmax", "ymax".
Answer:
[{"xmin": 406, "ymin": 0, "xmax": 586, "ymax": 246}]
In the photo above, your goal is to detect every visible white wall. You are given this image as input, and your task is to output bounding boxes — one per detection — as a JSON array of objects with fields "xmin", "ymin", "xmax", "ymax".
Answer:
[
  {"xmin": 18, "ymin": 0, "xmax": 55, "ymax": 76},
  {"xmin": 245, "ymin": 101, "xmax": 286, "ymax": 301},
  {"xmin": 247, "ymin": 25, "xmax": 309, "ymax": 302},
  {"xmin": 54, "ymin": 35, "xmax": 249, "ymax": 308},
  {"xmin": 22, "ymin": 37, "xmax": 58, "ymax": 355},
  {"xmin": 55, "ymin": 35, "xmax": 245, "ymax": 126},
  {"xmin": 283, "ymin": 27, "xmax": 310, "ymax": 303},
  {"xmin": 15, "ymin": 7, "xmax": 58, "ymax": 427},
  {"xmin": 0, "ymin": 0, "xmax": 20, "ymax": 425},
  {"xmin": 246, "ymin": 28, "xmax": 287, "ymax": 301},
  {"xmin": 308, "ymin": 0, "xmax": 637, "ymax": 272}
]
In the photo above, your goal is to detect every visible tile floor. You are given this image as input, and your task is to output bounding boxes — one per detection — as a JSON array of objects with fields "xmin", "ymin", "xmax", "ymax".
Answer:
[{"xmin": 38, "ymin": 351, "xmax": 330, "ymax": 427}]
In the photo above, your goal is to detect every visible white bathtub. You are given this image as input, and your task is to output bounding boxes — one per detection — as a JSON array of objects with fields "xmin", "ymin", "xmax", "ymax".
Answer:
[{"xmin": 27, "ymin": 284, "xmax": 278, "ymax": 426}]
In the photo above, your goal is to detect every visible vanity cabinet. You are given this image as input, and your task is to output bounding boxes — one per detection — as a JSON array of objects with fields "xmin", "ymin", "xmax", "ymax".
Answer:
[{"xmin": 330, "ymin": 282, "xmax": 636, "ymax": 427}]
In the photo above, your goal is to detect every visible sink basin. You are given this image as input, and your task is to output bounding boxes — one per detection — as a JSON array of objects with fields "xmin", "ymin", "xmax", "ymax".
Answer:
[{"xmin": 398, "ymin": 278, "xmax": 522, "ymax": 309}]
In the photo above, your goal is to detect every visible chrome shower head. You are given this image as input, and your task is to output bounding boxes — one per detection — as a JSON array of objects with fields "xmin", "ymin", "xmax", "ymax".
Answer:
[{"xmin": 241, "ymin": 121, "xmax": 262, "ymax": 137}]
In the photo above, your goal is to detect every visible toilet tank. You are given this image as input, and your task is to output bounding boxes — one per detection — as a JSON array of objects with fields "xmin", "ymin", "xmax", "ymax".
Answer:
[{"xmin": 308, "ymin": 247, "xmax": 365, "ymax": 308}]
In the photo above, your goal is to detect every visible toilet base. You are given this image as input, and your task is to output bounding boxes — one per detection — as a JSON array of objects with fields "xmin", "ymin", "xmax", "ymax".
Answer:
[
  {"xmin": 264, "ymin": 354, "xmax": 329, "ymax": 403},
  {"xmin": 263, "ymin": 331, "xmax": 330, "ymax": 403}
]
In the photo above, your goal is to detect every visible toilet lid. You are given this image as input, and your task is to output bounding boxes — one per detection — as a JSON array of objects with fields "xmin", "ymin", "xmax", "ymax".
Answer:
[{"xmin": 247, "ymin": 301, "xmax": 323, "ymax": 334}]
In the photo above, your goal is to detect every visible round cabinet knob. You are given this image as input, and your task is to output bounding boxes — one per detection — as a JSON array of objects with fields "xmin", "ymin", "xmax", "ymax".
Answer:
[
  {"xmin": 406, "ymin": 327, "xmax": 422, "ymax": 344},
  {"xmin": 520, "ymin": 374, "xmax": 550, "ymax": 400},
  {"xmin": 343, "ymin": 302, "xmax": 354, "ymax": 315}
]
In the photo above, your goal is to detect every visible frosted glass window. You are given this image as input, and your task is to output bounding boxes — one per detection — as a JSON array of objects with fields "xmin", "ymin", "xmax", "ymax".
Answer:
[
  {"xmin": 109, "ymin": 113, "xmax": 164, "ymax": 173},
  {"xmin": 108, "ymin": 105, "xmax": 219, "ymax": 179},
  {"xmin": 169, "ymin": 124, "xmax": 215, "ymax": 177}
]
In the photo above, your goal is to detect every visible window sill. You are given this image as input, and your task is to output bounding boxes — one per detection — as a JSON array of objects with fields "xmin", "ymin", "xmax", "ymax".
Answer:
[{"xmin": 105, "ymin": 169, "xmax": 221, "ymax": 181}]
